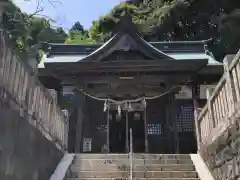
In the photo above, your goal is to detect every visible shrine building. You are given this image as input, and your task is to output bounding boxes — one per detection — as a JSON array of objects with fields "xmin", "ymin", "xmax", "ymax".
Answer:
[{"xmin": 37, "ymin": 16, "xmax": 223, "ymax": 154}]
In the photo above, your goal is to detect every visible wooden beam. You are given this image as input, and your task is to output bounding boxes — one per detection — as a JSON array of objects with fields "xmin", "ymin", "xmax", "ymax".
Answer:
[
  {"xmin": 44, "ymin": 59, "xmax": 207, "ymax": 74},
  {"xmin": 62, "ymin": 74, "xmax": 193, "ymax": 85}
]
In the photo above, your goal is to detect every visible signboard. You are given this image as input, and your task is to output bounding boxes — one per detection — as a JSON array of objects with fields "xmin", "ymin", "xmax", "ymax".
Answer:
[
  {"xmin": 200, "ymin": 85, "xmax": 216, "ymax": 99},
  {"xmin": 175, "ymin": 86, "xmax": 192, "ymax": 99},
  {"xmin": 83, "ymin": 138, "xmax": 92, "ymax": 152},
  {"xmin": 62, "ymin": 86, "xmax": 75, "ymax": 95}
]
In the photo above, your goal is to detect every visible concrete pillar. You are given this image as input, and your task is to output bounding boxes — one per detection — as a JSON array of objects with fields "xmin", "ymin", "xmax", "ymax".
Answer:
[
  {"xmin": 26, "ymin": 45, "xmax": 40, "ymax": 74},
  {"xmin": 0, "ymin": 1, "xmax": 8, "ymax": 23},
  {"xmin": 61, "ymin": 109, "xmax": 69, "ymax": 151},
  {"xmin": 192, "ymin": 83, "xmax": 202, "ymax": 150}
]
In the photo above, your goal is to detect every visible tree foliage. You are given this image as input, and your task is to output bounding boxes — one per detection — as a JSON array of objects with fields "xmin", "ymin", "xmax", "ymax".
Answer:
[
  {"xmin": 2, "ymin": 1, "xmax": 67, "ymax": 59},
  {"xmin": 69, "ymin": 21, "xmax": 84, "ymax": 33},
  {"xmin": 66, "ymin": 21, "xmax": 95, "ymax": 44},
  {"xmin": 87, "ymin": 0, "xmax": 240, "ymax": 61},
  {"xmin": 3, "ymin": 0, "xmax": 240, "ymax": 61},
  {"xmin": 65, "ymin": 31, "xmax": 96, "ymax": 44}
]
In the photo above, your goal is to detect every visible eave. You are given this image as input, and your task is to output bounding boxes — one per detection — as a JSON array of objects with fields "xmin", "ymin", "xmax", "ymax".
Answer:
[
  {"xmin": 43, "ymin": 59, "xmax": 208, "ymax": 75},
  {"xmin": 46, "ymin": 39, "xmax": 211, "ymax": 56}
]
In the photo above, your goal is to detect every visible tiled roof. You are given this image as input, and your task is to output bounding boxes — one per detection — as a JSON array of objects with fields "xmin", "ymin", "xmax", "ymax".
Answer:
[
  {"xmin": 46, "ymin": 40, "xmax": 209, "ymax": 57},
  {"xmin": 38, "ymin": 52, "xmax": 221, "ymax": 69}
]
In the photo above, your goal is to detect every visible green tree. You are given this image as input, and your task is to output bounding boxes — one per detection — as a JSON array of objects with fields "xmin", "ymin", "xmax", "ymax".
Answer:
[
  {"xmin": 217, "ymin": 9, "xmax": 240, "ymax": 56},
  {"xmin": 2, "ymin": 1, "xmax": 68, "ymax": 59},
  {"xmin": 2, "ymin": 1, "xmax": 30, "ymax": 54},
  {"xmin": 65, "ymin": 31, "xmax": 95, "ymax": 44},
  {"xmin": 87, "ymin": 0, "xmax": 240, "ymax": 60},
  {"xmin": 70, "ymin": 21, "xmax": 84, "ymax": 33}
]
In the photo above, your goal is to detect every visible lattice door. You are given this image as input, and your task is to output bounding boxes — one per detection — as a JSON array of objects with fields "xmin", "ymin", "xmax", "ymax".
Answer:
[
  {"xmin": 176, "ymin": 101, "xmax": 197, "ymax": 153},
  {"xmin": 146, "ymin": 97, "xmax": 172, "ymax": 153},
  {"xmin": 83, "ymin": 97, "xmax": 107, "ymax": 153}
]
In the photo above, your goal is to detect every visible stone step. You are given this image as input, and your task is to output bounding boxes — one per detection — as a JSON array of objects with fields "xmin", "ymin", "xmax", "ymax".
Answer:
[
  {"xmin": 75, "ymin": 154, "xmax": 191, "ymax": 160},
  {"xmin": 67, "ymin": 178, "xmax": 200, "ymax": 180},
  {"xmin": 68, "ymin": 171, "xmax": 198, "ymax": 178},
  {"xmin": 72, "ymin": 158, "xmax": 193, "ymax": 165},
  {"xmin": 70, "ymin": 164, "xmax": 196, "ymax": 171}
]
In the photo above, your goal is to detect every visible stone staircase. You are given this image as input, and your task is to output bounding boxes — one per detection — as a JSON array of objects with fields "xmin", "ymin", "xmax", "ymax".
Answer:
[{"xmin": 66, "ymin": 154, "xmax": 200, "ymax": 180}]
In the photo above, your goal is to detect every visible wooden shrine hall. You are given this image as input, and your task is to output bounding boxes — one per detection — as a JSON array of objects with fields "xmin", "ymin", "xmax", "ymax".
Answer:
[{"xmin": 38, "ymin": 16, "xmax": 223, "ymax": 154}]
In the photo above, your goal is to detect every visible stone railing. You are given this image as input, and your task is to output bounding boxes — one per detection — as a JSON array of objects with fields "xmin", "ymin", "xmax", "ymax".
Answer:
[
  {"xmin": 195, "ymin": 49, "xmax": 240, "ymax": 179},
  {"xmin": 0, "ymin": 29, "xmax": 68, "ymax": 151},
  {"xmin": 196, "ymin": 49, "xmax": 240, "ymax": 147}
]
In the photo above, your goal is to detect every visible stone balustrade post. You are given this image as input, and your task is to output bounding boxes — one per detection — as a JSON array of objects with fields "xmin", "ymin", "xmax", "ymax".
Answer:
[
  {"xmin": 206, "ymin": 89, "xmax": 215, "ymax": 128},
  {"xmin": 223, "ymin": 55, "xmax": 236, "ymax": 117},
  {"xmin": 192, "ymin": 83, "xmax": 202, "ymax": 150},
  {"xmin": 61, "ymin": 109, "xmax": 69, "ymax": 151},
  {"xmin": 0, "ymin": 1, "xmax": 8, "ymax": 23}
]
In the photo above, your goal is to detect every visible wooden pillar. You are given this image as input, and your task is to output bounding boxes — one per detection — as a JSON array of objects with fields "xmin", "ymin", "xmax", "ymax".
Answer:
[
  {"xmin": 106, "ymin": 102, "xmax": 110, "ymax": 152},
  {"xmin": 165, "ymin": 95, "xmax": 170, "ymax": 153},
  {"xmin": 75, "ymin": 92, "xmax": 85, "ymax": 153},
  {"xmin": 171, "ymin": 93, "xmax": 179, "ymax": 154},
  {"xmin": 144, "ymin": 106, "xmax": 148, "ymax": 153},
  {"xmin": 125, "ymin": 110, "xmax": 129, "ymax": 153}
]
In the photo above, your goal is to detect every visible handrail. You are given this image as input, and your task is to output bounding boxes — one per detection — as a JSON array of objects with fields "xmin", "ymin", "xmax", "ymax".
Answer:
[
  {"xmin": 129, "ymin": 128, "xmax": 133, "ymax": 180},
  {"xmin": 49, "ymin": 154, "xmax": 75, "ymax": 180},
  {"xmin": 196, "ymin": 49, "xmax": 240, "ymax": 146},
  {"xmin": 144, "ymin": 154, "xmax": 148, "ymax": 180},
  {"xmin": 0, "ymin": 28, "xmax": 68, "ymax": 151}
]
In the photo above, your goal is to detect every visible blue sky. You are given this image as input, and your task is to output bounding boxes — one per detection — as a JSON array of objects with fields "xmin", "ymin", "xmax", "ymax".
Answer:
[{"xmin": 14, "ymin": 0, "xmax": 124, "ymax": 30}]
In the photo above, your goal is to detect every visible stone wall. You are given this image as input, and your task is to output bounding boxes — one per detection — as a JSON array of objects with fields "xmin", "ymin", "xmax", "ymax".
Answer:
[
  {"xmin": 0, "ymin": 109, "xmax": 63, "ymax": 180},
  {"xmin": 0, "ymin": 23, "xmax": 68, "ymax": 179},
  {"xmin": 199, "ymin": 117, "xmax": 240, "ymax": 180}
]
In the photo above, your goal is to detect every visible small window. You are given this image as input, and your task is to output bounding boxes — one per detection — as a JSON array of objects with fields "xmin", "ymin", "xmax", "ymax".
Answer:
[
  {"xmin": 83, "ymin": 138, "xmax": 92, "ymax": 152},
  {"xmin": 148, "ymin": 124, "xmax": 162, "ymax": 135},
  {"xmin": 97, "ymin": 124, "xmax": 107, "ymax": 132}
]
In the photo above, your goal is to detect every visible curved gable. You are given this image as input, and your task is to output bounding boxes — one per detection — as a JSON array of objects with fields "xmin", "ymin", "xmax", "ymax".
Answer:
[
  {"xmin": 78, "ymin": 32, "xmax": 175, "ymax": 62},
  {"xmin": 78, "ymin": 16, "xmax": 175, "ymax": 62}
]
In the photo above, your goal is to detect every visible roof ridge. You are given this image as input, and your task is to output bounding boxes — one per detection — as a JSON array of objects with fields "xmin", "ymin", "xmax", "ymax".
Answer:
[{"xmin": 47, "ymin": 39, "xmax": 211, "ymax": 47}]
